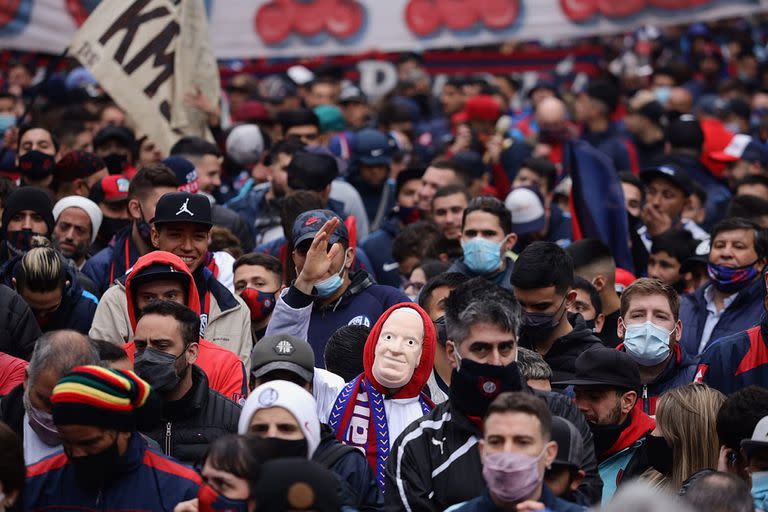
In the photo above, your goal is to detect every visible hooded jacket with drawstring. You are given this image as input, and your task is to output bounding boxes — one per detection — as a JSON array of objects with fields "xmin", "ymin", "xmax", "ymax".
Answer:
[
  {"xmin": 329, "ymin": 303, "xmax": 436, "ymax": 493},
  {"xmin": 89, "ymin": 251, "xmax": 252, "ymax": 366},
  {"xmin": 125, "ymin": 252, "xmax": 246, "ymax": 402}
]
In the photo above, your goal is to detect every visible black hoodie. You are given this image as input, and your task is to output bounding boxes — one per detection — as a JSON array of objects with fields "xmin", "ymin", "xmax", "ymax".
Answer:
[{"xmin": 524, "ymin": 312, "xmax": 604, "ymax": 387}]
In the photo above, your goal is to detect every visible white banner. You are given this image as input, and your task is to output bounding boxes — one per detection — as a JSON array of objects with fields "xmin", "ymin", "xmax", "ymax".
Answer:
[
  {"xmin": 0, "ymin": 0, "xmax": 766, "ymax": 59},
  {"xmin": 68, "ymin": 0, "xmax": 219, "ymax": 154}
]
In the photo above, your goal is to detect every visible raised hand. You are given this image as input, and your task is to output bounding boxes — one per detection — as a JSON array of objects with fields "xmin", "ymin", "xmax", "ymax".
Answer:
[{"xmin": 295, "ymin": 217, "xmax": 344, "ymax": 294}]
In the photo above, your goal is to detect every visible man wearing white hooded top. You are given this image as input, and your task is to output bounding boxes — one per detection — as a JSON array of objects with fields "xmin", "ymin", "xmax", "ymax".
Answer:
[{"xmin": 239, "ymin": 380, "xmax": 382, "ymax": 510}]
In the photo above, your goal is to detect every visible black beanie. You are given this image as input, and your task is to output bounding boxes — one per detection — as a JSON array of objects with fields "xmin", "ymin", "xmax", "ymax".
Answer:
[
  {"xmin": 2, "ymin": 186, "xmax": 54, "ymax": 236},
  {"xmin": 586, "ymin": 80, "xmax": 620, "ymax": 114}
]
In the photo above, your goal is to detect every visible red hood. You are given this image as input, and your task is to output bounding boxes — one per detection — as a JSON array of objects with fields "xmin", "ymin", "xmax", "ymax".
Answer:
[
  {"xmin": 363, "ymin": 302, "xmax": 436, "ymax": 399},
  {"xmin": 125, "ymin": 251, "xmax": 200, "ymax": 331},
  {"xmin": 603, "ymin": 405, "xmax": 656, "ymax": 459}
]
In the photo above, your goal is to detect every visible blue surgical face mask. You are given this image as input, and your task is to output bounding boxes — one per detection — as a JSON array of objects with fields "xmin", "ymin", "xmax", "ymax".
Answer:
[
  {"xmin": 0, "ymin": 114, "xmax": 15, "ymax": 134},
  {"xmin": 623, "ymin": 321, "xmax": 673, "ymax": 366},
  {"xmin": 314, "ymin": 253, "xmax": 347, "ymax": 298},
  {"xmin": 653, "ymin": 86, "xmax": 671, "ymax": 106},
  {"xmin": 462, "ymin": 237, "xmax": 504, "ymax": 275}
]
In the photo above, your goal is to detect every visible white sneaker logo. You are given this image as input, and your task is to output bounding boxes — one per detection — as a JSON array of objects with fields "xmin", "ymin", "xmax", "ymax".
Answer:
[{"xmin": 176, "ymin": 198, "xmax": 194, "ymax": 217}]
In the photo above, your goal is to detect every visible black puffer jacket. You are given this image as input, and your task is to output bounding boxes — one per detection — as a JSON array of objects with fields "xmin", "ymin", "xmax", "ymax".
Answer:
[
  {"xmin": 142, "ymin": 365, "xmax": 241, "ymax": 465},
  {"xmin": 0, "ymin": 284, "xmax": 42, "ymax": 360},
  {"xmin": 384, "ymin": 385, "xmax": 601, "ymax": 511}
]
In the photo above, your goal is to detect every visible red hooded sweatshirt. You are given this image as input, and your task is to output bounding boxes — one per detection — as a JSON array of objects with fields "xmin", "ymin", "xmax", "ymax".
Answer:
[{"xmin": 122, "ymin": 251, "xmax": 247, "ymax": 403}]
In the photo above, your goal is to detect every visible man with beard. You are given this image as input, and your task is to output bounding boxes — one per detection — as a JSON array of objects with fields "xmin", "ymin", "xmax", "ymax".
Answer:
[
  {"xmin": 52, "ymin": 196, "xmax": 102, "ymax": 270},
  {"xmin": 227, "ymin": 138, "xmax": 305, "ymax": 246},
  {"xmin": 557, "ymin": 348, "xmax": 655, "ymax": 504},
  {"xmin": 384, "ymin": 278, "xmax": 600, "ymax": 511},
  {"xmin": 133, "ymin": 300, "xmax": 240, "ymax": 465},
  {"xmin": 0, "ymin": 330, "xmax": 99, "ymax": 463},
  {"xmin": 22, "ymin": 364, "xmax": 200, "ymax": 509}
]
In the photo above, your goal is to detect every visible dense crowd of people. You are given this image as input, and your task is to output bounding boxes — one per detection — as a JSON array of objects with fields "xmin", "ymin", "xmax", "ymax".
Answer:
[{"xmin": 2, "ymin": 15, "xmax": 768, "ymax": 512}]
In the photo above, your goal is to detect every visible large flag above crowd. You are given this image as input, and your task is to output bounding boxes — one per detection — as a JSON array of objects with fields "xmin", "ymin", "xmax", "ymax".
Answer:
[
  {"xmin": 67, "ymin": 0, "xmax": 220, "ymax": 154},
  {"xmin": 0, "ymin": 0, "xmax": 766, "ymax": 59}
]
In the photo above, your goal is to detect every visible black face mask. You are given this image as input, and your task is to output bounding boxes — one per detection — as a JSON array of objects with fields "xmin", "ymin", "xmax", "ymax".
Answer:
[
  {"xmin": 519, "ymin": 299, "xmax": 565, "ymax": 347},
  {"xmin": 98, "ymin": 217, "xmax": 131, "ymax": 244},
  {"xmin": 18, "ymin": 150, "xmax": 56, "ymax": 181},
  {"xmin": 103, "ymin": 153, "xmax": 128, "ymax": 175},
  {"xmin": 6, "ymin": 229, "xmax": 47, "ymax": 257},
  {"xmin": 589, "ymin": 414, "xmax": 631, "ymax": 458},
  {"xmin": 134, "ymin": 348, "xmax": 186, "ymax": 393},
  {"xmin": 258, "ymin": 436, "xmax": 309, "ymax": 459},
  {"xmin": 68, "ymin": 437, "xmax": 121, "ymax": 490},
  {"xmin": 644, "ymin": 434, "xmax": 673, "ymax": 475},
  {"xmin": 449, "ymin": 359, "xmax": 524, "ymax": 418}
]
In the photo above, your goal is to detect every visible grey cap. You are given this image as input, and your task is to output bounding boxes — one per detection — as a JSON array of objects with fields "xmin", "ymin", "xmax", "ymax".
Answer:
[{"xmin": 250, "ymin": 334, "xmax": 315, "ymax": 384}]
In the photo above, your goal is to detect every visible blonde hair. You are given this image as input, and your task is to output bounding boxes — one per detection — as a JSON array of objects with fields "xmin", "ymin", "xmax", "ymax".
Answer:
[
  {"xmin": 655, "ymin": 384, "xmax": 725, "ymax": 489},
  {"xmin": 15, "ymin": 246, "xmax": 65, "ymax": 293}
]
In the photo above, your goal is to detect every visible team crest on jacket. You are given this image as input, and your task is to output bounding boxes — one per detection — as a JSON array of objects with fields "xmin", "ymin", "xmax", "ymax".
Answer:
[{"xmin": 348, "ymin": 315, "xmax": 371, "ymax": 327}]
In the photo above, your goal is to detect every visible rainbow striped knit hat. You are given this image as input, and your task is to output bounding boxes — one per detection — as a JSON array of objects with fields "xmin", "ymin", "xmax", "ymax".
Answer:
[{"xmin": 51, "ymin": 366, "xmax": 153, "ymax": 432}]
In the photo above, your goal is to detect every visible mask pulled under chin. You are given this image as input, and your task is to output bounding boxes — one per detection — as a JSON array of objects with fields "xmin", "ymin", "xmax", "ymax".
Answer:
[
  {"xmin": 707, "ymin": 261, "xmax": 759, "ymax": 294},
  {"xmin": 449, "ymin": 359, "xmax": 524, "ymax": 418}
]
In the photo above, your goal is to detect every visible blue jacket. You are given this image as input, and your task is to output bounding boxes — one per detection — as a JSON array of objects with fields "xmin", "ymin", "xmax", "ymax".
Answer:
[
  {"xmin": 679, "ymin": 278, "xmax": 764, "ymax": 357},
  {"xmin": 23, "ymin": 432, "xmax": 200, "ymax": 511},
  {"xmin": 359, "ymin": 215, "xmax": 401, "ymax": 288},
  {"xmin": 446, "ymin": 486, "xmax": 585, "ymax": 512},
  {"xmin": 619, "ymin": 344, "xmax": 698, "ymax": 416},
  {"xmin": 225, "ymin": 181, "xmax": 282, "ymax": 245},
  {"xmin": 751, "ymin": 471, "xmax": 768, "ymax": 512},
  {"xmin": 0, "ymin": 255, "xmax": 98, "ymax": 334},
  {"xmin": 267, "ymin": 270, "xmax": 411, "ymax": 367},
  {"xmin": 83, "ymin": 226, "xmax": 143, "ymax": 294},
  {"xmin": 696, "ymin": 313, "xmax": 768, "ymax": 394},
  {"xmin": 580, "ymin": 125, "xmax": 633, "ymax": 173},
  {"xmin": 448, "ymin": 255, "xmax": 515, "ymax": 290}
]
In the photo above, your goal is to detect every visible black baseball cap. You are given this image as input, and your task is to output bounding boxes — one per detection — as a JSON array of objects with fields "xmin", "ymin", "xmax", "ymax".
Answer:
[
  {"xmin": 250, "ymin": 334, "xmax": 315, "ymax": 384},
  {"xmin": 667, "ymin": 115, "xmax": 704, "ymax": 150},
  {"xmin": 93, "ymin": 125, "xmax": 136, "ymax": 151},
  {"xmin": 551, "ymin": 417, "xmax": 584, "ymax": 469},
  {"xmin": 640, "ymin": 162, "xmax": 694, "ymax": 197},
  {"xmin": 129, "ymin": 262, "xmax": 190, "ymax": 290},
  {"xmin": 151, "ymin": 192, "xmax": 213, "ymax": 227},
  {"xmin": 287, "ymin": 151, "xmax": 339, "ymax": 192},
  {"xmin": 292, "ymin": 209, "xmax": 348, "ymax": 248},
  {"xmin": 555, "ymin": 347, "xmax": 641, "ymax": 390}
]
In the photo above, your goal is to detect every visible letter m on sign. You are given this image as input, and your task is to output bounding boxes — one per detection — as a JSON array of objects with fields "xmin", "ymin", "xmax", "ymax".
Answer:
[{"xmin": 98, "ymin": 0, "xmax": 180, "ymax": 98}]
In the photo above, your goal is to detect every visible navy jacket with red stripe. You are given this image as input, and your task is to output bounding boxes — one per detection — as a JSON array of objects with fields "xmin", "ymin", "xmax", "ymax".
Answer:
[
  {"xmin": 695, "ymin": 314, "xmax": 768, "ymax": 394},
  {"xmin": 23, "ymin": 431, "xmax": 200, "ymax": 511}
]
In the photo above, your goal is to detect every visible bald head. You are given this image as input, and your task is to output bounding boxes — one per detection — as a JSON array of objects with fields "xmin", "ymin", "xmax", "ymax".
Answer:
[
  {"xmin": 667, "ymin": 87, "xmax": 693, "ymax": 114},
  {"xmin": 27, "ymin": 330, "xmax": 100, "ymax": 386},
  {"xmin": 536, "ymin": 97, "xmax": 567, "ymax": 126}
]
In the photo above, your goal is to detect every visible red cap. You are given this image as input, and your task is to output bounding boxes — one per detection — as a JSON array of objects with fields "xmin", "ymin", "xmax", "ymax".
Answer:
[
  {"xmin": 89, "ymin": 174, "xmax": 130, "ymax": 204},
  {"xmin": 614, "ymin": 268, "xmax": 637, "ymax": 294},
  {"xmin": 462, "ymin": 95, "xmax": 502, "ymax": 123},
  {"xmin": 232, "ymin": 100, "xmax": 272, "ymax": 123}
]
